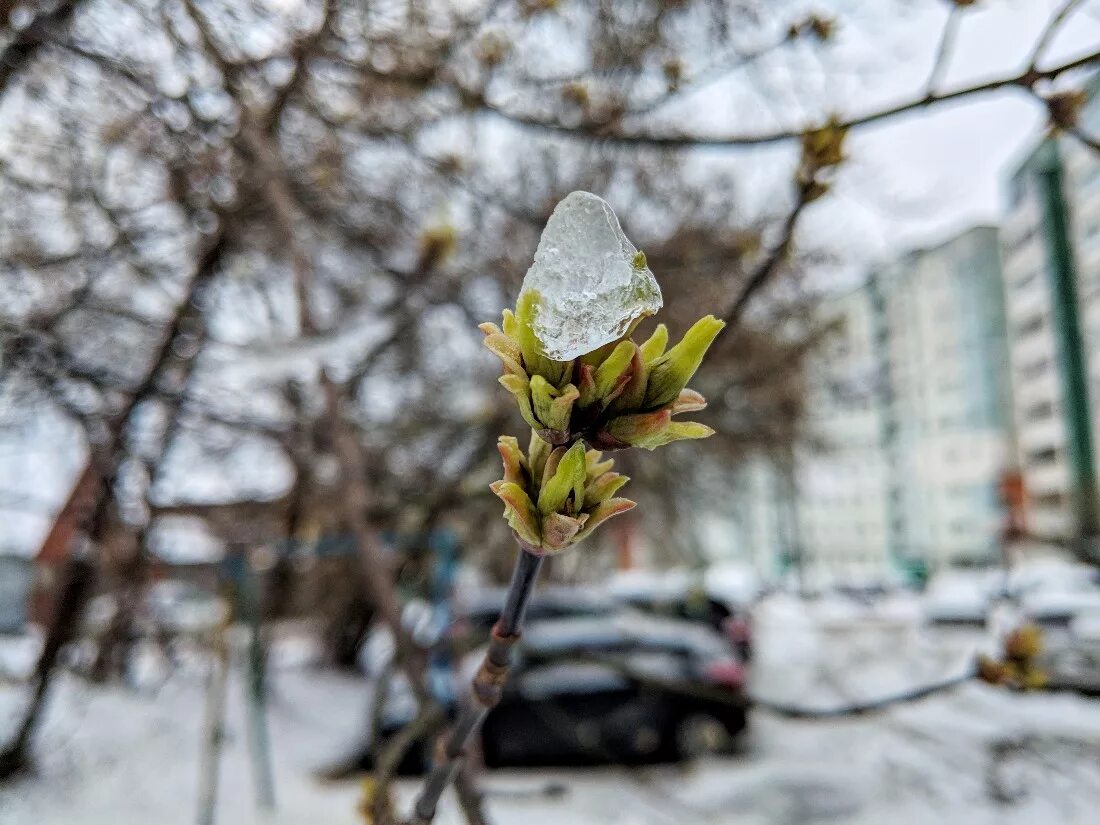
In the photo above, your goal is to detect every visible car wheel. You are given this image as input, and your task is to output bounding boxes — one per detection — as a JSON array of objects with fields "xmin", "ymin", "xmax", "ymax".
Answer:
[{"xmin": 674, "ymin": 713, "xmax": 730, "ymax": 760}]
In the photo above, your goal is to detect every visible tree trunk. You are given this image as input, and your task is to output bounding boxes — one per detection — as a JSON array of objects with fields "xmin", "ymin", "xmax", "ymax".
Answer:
[
  {"xmin": 196, "ymin": 623, "xmax": 231, "ymax": 825},
  {"xmin": 0, "ymin": 553, "xmax": 95, "ymax": 779},
  {"xmin": 88, "ymin": 537, "xmax": 147, "ymax": 683}
]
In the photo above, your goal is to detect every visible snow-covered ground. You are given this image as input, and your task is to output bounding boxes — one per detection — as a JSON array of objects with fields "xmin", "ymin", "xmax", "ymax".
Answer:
[{"xmin": 3, "ymin": 604, "xmax": 1100, "ymax": 825}]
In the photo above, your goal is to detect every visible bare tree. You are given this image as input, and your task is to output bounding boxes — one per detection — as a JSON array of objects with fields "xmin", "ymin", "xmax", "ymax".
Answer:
[{"xmin": 1, "ymin": 0, "xmax": 1098, "ymax": 809}]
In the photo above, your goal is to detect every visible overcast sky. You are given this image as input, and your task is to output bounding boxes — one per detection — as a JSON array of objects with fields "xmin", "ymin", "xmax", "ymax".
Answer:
[
  {"xmin": 834, "ymin": 0, "xmax": 1099, "ymax": 253},
  {"xmin": 815, "ymin": 0, "xmax": 1100, "ymax": 267},
  {"xmin": 656, "ymin": 0, "xmax": 1100, "ymax": 279}
]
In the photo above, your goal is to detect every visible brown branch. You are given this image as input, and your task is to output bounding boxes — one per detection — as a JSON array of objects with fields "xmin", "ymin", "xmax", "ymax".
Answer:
[
  {"xmin": 454, "ymin": 762, "xmax": 492, "ymax": 825},
  {"xmin": 263, "ymin": 0, "xmax": 338, "ymax": 134},
  {"xmin": 484, "ymin": 48, "xmax": 1100, "ymax": 148},
  {"xmin": 0, "ymin": 1, "xmax": 81, "ymax": 96},
  {"xmin": 1029, "ymin": 0, "xmax": 1086, "ymax": 73},
  {"xmin": 924, "ymin": 4, "xmax": 963, "ymax": 98},
  {"xmin": 0, "ymin": 217, "xmax": 231, "ymax": 775},
  {"xmin": 1069, "ymin": 125, "xmax": 1100, "ymax": 152},
  {"xmin": 722, "ymin": 181, "xmax": 814, "ymax": 326},
  {"xmin": 407, "ymin": 547, "xmax": 544, "ymax": 825},
  {"xmin": 323, "ymin": 378, "xmax": 431, "ymax": 694},
  {"xmin": 323, "ymin": 373, "xmax": 495, "ymax": 824}
]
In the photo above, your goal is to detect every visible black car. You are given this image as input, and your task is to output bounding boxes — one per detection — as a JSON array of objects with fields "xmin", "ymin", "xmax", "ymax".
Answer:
[
  {"xmin": 473, "ymin": 613, "xmax": 749, "ymax": 768},
  {"xmin": 610, "ymin": 585, "xmax": 753, "ymax": 661},
  {"xmin": 344, "ymin": 609, "xmax": 748, "ymax": 776},
  {"xmin": 451, "ymin": 586, "xmax": 617, "ymax": 649}
]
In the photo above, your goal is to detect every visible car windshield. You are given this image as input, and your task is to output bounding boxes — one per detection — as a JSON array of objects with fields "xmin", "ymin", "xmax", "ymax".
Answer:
[
  {"xmin": 521, "ymin": 614, "xmax": 730, "ymax": 661},
  {"xmin": 461, "ymin": 587, "xmax": 615, "ymax": 633}
]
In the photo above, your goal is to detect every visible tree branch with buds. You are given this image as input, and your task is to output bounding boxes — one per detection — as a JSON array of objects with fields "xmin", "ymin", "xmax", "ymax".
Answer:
[{"xmin": 401, "ymin": 192, "xmax": 725, "ymax": 824}]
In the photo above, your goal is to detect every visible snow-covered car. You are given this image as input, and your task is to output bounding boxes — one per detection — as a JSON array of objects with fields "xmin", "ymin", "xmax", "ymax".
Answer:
[
  {"xmin": 1013, "ymin": 564, "xmax": 1100, "ymax": 627},
  {"xmin": 475, "ymin": 613, "xmax": 749, "ymax": 767},
  {"xmin": 609, "ymin": 569, "xmax": 755, "ymax": 659},
  {"xmin": 145, "ymin": 580, "xmax": 228, "ymax": 634},
  {"xmin": 1039, "ymin": 623, "xmax": 1100, "ymax": 696},
  {"xmin": 357, "ymin": 587, "xmax": 616, "ymax": 677},
  {"xmin": 358, "ymin": 612, "xmax": 749, "ymax": 774},
  {"xmin": 922, "ymin": 570, "xmax": 1001, "ymax": 626},
  {"xmin": 82, "ymin": 580, "xmax": 227, "ymax": 637}
]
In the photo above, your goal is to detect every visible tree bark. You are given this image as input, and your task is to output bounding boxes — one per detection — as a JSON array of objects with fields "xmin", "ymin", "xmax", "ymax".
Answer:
[{"xmin": 0, "ymin": 552, "xmax": 95, "ymax": 778}]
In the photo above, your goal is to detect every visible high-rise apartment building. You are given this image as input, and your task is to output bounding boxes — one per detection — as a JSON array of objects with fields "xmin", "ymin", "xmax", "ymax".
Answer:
[
  {"xmin": 729, "ymin": 227, "xmax": 1013, "ymax": 584},
  {"xmin": 1000, "ymin": 88, "xmax": 1100, "ymax": 547},
  {"xmin": 877, "ymin": 227, "xmax": 1013, "ymax": 571}
]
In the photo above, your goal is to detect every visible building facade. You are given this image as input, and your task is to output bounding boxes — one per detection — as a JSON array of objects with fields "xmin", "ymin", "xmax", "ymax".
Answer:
[
  {"xmin": 877, "ymin": 227, "xmax": 1013, "ymax": 571},
  {"xmin": 794, "ymin": 286, "xmax": 894, "ymax": 586},
  {"xmin": 730, "ymin": 226, "xmax": 1013, "ymax": 585},
  {"xmin": 1000, "ymin": 94, "xmax": 1100, "ymax": 547}
]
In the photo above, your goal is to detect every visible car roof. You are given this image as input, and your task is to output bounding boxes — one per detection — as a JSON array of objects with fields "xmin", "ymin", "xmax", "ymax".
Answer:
[
  {"xmin": 518, "ymin": 611, "xmax": 729, "ymax": 657},
  {"xmin": 460, "ymin": 586, "xmax": 615, "ymax": 617}
]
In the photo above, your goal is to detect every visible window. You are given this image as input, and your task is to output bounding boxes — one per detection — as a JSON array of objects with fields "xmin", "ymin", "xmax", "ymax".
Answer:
[
  {"xmin": 1027, "ymin": 446, "xmax": 1058, "ymax": 465},
  {"xmin": 1015, "ymin": 315, "xmax": 1045, "ymax": 338},
  {"xmin": 1032, "ymin": 492, "xmax": 1065, "ymax": 508},
  {"xmin": 1004, "ymin": 222, "xmax": 1036, "ymax": 254},
  {"xmin": 1083, "ymin": 162, "xmax": 1100, "ymax": 191},
  {"xmin": 1020, "ymin": 357, "xmax": 1050, "ymax": 381},
  {"xmin": 1025, "ymin": 400, "xmax": 1055, "ymax": 422},
  {"xmin": 1014, "ymin": 269, "xmax": 1040, "ymax": 291}
]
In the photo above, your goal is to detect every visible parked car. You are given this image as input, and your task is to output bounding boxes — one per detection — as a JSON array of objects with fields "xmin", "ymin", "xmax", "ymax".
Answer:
[
  {"xmin": 609, "ymin": 575, "xmax": 753, "ymax": 660},
  {"xmin": 453, "ymin": 586, "xmax": 616, "ymax": 647},
  {"xmin": 1013, "ymin": 564, "xmax": 1100, "ymax": 628},
  {"xmin": 1039, "ymin": 613, "xmax": 1100, "ymax": 696},
  {"xmin": 358, "ymin": 586, "xmax": 616, "ymax": 677},
  {"xmin": 144, "ymin": 580, "xmax": 228, "ymax": 634},
  {"xmin": 359, "ymin": 611, "xmax": 749, "ymax": 774},
  {"xmin": 922, "ymin": 570, "xmax": 1001, "ymax": 626},
  {"xmin": 83, "ymin": 580, "xmax": 227, "ymax": 638}
]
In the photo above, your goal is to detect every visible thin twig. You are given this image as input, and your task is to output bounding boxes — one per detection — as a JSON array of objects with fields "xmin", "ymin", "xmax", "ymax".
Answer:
[
  {"xmin": 0, "ymin": 1, "xmax": 82, "ymax": 95},
  {"xmin": 454, "ymin": 761, "xmax": 492, "ymax": 825},
  {"xmin": 752, "ymin": 664, "xmax": 978, "ymax": 719},
  {"xmin": 370, "ymin": 705, "xmax": 447, "ymax": 824},
  {"xmin": 925, "ymin": 5, "xmax": 962, "ymax": 99},
  {"xmin": 263, "ymin": 0, "xmax": 338, "ymax": 134},
  {"xmin": 484, "ymin": 48, "xmax": 1100, "ymax": 148},
  {"xmin": 722, "ymin": 181, "xmax": 814, "ymax": 325},
  {"xmin": 196, "ymin": 618, "xmax": 231, "ymax": 825},
  {"xmin": 1068, "ymin": 125, "xmax": 1100, "ymax": 153},
  {"xmin": 1029, "ymin": 0, "xmax": 1086, "ymax": 73},
  {"xmin": 407, "ymin": 547, "xmax": 544, "ymax": 825},
  {"xmin": 624, "ymin": 35, "xmax": 792, "ymax": 118}
]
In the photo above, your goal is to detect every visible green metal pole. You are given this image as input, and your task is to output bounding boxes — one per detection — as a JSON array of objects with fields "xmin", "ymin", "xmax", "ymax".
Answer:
[
  {"xmin": 241, "ymin": 565, "xmax": 276, "ymax": 814},
  {"xmin": 1035, "ymin": 140, "xmax": 1100, "ymax": 549},
  {"xmin": 867, "ymin": 274, "xmax": 903, "ymax": 578}
]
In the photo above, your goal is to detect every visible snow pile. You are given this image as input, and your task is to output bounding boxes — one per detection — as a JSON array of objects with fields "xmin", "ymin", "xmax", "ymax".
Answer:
[{"xmin": 3, "ymin": 619, "xmax": 1100, "ymax": 825}]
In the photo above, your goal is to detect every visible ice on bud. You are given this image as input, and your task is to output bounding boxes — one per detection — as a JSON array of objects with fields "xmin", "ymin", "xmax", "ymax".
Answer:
[{"xmin": 521, "ymin": 191, "xmax": 663, "ymax": 361}]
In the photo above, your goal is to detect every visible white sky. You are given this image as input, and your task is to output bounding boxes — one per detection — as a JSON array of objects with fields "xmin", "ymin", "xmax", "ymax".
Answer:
[
  {"xmin": 809, "ymin": 0, "xmax": 1100, "ymax": 265},
  {"xmin": 653, "ymin": 0, "xmax": 1100, "ymax": 281},
  {"xmin": 5, "ymin": 0, "xmax": 1100, "ymax": 556}
]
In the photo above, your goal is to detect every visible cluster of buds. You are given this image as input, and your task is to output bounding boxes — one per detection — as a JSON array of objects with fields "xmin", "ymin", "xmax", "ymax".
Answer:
[
  {"xmin": 787, "ymin": 13, "xmax": 836, "ymax": 42},
  {"xmin": 1045, "ymin": 89, "xmax": 1086, "ymax": 132},
  {"xmin": 798, "ymin": 116, "xmax": 847, "ymax": 202},
  {"xmin": 490, "ymin": 433, "xmax": 635, "ymax": 555},
  {"xmin": 480, "ymin": 290, "xmax": 725, "ymax": 451},
  {"xmin": 479, "ymin": 189, "xmax": 725, "ymax": 554},
  {"xmin": 977, "ymin": 624, "xmax": 1048, "ymax": 691}
]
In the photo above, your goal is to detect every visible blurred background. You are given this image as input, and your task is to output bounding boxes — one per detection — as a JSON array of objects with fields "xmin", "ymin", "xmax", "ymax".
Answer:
[{"xmin": 3, "ymin": 0, "xmax": 1100, "ymax": 823}]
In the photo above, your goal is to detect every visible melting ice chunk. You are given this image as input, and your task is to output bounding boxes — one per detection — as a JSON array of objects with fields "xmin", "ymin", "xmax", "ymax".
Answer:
[{"xmin": 520, "ymin": 191, "xmax": 663, "ymax": 361}]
